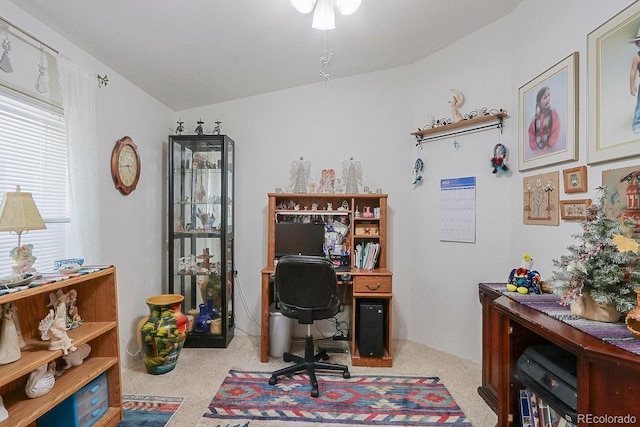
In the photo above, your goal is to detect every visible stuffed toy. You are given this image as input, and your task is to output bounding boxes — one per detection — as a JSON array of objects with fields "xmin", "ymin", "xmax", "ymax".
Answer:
[{"xmin": 506, "ymin": 254, "xmax": 541, "ymax": 294}]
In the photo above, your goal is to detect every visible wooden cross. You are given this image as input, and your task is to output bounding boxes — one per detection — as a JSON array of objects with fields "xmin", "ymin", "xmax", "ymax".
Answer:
[{"xmin": 197, "ymin": 248, "xmax": 213, "ymax": 270}]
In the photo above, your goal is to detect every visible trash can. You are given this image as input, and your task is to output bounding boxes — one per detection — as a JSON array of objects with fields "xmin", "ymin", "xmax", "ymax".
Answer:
[{"xmin": 269, "ymin": 303, "xmax": 292, "ymax": 358}]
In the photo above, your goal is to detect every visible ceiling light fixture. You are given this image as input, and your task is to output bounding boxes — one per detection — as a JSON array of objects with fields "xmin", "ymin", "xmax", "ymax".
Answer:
[{"xmin": 291, "ymin": 0, "xmax": 362, "ymax": 30}]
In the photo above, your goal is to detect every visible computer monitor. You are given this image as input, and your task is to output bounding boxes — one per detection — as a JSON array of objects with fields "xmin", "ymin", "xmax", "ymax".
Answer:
[{"xmin": 275, "ymin": 222, "xmax": 326, "ymax": 258}]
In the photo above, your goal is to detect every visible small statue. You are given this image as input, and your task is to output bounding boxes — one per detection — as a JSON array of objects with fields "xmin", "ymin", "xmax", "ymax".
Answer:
[
  {"xmin": 449, "ymin": 89, "xmax": 465, "ymax": 123},
  {"xmin": 175, "ymin": 119, "xmax": 184, "ymax": 135},
  {"xmin": 0, "ymin": 303, "xmax": 21, "ymax": 365},
  {"xmin": 39, "ymin": 309, "xmax": 55, "ymax": 341},
  {"xmin": 25, "ymin": 363, "xmax": 55, "ymax": 398},
  {"xmin": 195, "ymin": 119, "xmax": 204, "ymax": 135},
  {"xmin": 48, "ymin": 318, "xmax": 77, "ymax": 355},
  {"xmin": 0, "ymin": 396, "xmax": 7, "ymax": 422},
  {"xmin": 10, "ymin": 244, "xmax": 36, "ymax": 274},
  {"xmin": 213, "ymin": 120, "xmax": 222, "ymax": 135},
  {"xmin": 48, "ymin": 289, "xmax": 68, "ymax": 323},
  {"xmin": 61, "ymin": 343, "xmax": 91, "ymax": 370}
]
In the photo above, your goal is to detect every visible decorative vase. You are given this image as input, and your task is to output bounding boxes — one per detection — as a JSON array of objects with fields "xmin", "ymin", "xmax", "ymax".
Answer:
[
  {"xmin": 625, "ymin": 288, "xmax": 640, "ymax": 339},
  {"xmin": 570, "ymin": 290, "xmax": 621, "ymax": 323},
  {"xmin": 138, "ymin": 294, "xmax": 188, "ymax": 375}
]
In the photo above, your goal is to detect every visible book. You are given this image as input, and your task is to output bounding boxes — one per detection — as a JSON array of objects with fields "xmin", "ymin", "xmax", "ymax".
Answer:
[
  {"xmin": 527, "ymin": 389, "xmax": 541, "ymax": 427},
  {"xmin": 519, "ymin": 389, "xmax": 533, "ymax": 427}
]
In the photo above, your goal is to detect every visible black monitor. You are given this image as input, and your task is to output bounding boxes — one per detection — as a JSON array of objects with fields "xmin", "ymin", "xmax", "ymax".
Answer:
[{"xmin": 275, "ymin": 222, "xmax": 326, "ymax": 258}]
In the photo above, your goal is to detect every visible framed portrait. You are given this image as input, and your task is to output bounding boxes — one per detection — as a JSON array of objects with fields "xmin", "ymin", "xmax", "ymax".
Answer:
[
  {"xmin": 562, "ymin": 165, "xmax": 588, "ymax": 193},
  {"xmin": 587, "ymin": 2, "xmax": 640, "ymax": 164},
  {"xmin": 518, "ymin": 52, "xmax": 578, "ymax": 171},
  {"xmin": 601, "ymin": 165, "xmax": 640, "ymax": 236},
  {"xmin": 559, "ymin": 199, "xmax": 591, "ymax": 221},
  {"xmin": 522, "ymin": 171, "xmax": 560, "ymax": 226}
]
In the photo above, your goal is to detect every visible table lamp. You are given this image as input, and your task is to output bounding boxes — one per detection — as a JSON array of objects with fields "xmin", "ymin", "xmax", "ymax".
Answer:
[{"xmin": 0, "ymin": 186, "xmax": 46, "ymax": 274}]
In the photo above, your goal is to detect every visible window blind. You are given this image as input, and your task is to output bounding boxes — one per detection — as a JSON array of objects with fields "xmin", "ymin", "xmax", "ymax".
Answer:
[{"xmin": 0, "ymin": 85, "xmax": 69, "ymax": 275}]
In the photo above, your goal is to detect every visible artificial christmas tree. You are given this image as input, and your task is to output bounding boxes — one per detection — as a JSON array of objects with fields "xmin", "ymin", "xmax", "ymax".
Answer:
[{"xmin": 550, "ymin": 189, "xmax": 640, "ymax": 321}]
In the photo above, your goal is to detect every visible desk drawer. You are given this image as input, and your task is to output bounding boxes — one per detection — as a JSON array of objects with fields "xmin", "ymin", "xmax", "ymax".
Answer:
[{"xmin": 354, "ymin": 276, "xmax": 391, "ymax": 293}]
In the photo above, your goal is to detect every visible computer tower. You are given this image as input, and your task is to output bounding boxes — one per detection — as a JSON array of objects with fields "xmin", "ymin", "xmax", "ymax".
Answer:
[{"xmin": 357, "ymin": 301, "xmax": 384, "ymax": 357}]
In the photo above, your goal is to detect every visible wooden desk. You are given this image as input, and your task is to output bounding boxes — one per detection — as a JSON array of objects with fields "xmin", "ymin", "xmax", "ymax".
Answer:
[
  {"xmin": 260, "ymin": 267, "xmax": 392, "ymax": 366},
  {"xmin": 478, "ymin": 283, "xmax": 640, "ymax": 426}
]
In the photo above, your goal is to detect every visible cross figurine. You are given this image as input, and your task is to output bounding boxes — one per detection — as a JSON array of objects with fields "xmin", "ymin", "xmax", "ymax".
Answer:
[{"xmin": 197, "ymin": 248, "xmax": 213, "ymax": 271}]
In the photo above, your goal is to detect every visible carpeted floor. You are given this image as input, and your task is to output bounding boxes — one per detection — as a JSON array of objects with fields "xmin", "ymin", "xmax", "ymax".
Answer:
[
  {"xmin": 120, "ymin": 336, "xmax": 497, "ymax": 426},
  {"xmin": 198, "ymin": 369, "xmax": 472, "ymax": 426},
  {"xmin": 117, "ymin": 395, "xmax": 185, "ymax": 427}
]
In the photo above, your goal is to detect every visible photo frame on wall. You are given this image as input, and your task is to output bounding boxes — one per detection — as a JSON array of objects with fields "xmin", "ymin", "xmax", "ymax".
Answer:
[
  {"xmin": 522, "ymin": 171, "xmax": 560, "ymax": 226},
  {"xmin": 518, "ymin": 52, "xmax": 578, "ymax": 171},
  {"xmin": 559, "ymin": 199, "xmax": 591, "ymax": 221},
  {"xmin": 562, "ymin": 165, "xmax": 588, "ymax": 193},
  {"xmin": 587, "ymin": 2, "xmax": 640, "ymax": 164},
  {"xmin": 601, "ymin": 165, "xmax": 640, "ymax": 236}
]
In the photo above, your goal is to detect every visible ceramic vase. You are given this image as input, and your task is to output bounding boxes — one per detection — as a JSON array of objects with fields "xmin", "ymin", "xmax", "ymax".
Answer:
[
  {"xmin": 139, "ymin": 294, "xmax": 188, "ymax": 375},
  {"xmin": 570, "ymin": 290, "xmax": 621, "ymax": 323},
  {"xmin": 625, "ymin": 288, "xmax": 640, "ymax": 339}
]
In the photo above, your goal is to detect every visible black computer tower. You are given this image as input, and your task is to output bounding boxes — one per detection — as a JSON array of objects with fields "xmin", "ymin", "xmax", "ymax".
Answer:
[{"xmin": 357, "ymin": 301, "xmax": 384, "ymax": 357}]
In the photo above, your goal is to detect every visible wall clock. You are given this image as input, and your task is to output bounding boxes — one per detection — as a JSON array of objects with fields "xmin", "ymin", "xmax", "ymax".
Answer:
[{"xmin": 111, "ymin": 136, "xmax": 141, "ymax": 195}]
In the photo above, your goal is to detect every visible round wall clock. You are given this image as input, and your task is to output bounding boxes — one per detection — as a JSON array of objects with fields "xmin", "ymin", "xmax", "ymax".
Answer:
[{"xmin": 111, "ymin": 136, "xmax": 141, "ymax": 195}]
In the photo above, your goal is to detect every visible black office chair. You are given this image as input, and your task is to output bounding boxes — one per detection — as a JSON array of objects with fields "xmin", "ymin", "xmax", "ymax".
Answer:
[{"xmin": 269, "ymin": 255, "xmax": 350, "ymax": 397}]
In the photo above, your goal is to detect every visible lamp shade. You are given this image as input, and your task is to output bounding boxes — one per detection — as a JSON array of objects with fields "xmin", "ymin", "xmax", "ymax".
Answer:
[{"xmin": 0, "ymin": 187, "xmax": 46, "ymax": 233}]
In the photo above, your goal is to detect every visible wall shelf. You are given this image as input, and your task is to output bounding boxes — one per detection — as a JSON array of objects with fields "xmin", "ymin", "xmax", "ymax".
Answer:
[{"xmin": 412, "ymin": 111, "xmax": 508, "ymax": 145}]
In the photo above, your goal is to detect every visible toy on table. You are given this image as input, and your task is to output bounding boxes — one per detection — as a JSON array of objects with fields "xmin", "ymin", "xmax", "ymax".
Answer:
[{"xmin": 507, "ymin": 253, "xmax": 541, "ymax": 294}]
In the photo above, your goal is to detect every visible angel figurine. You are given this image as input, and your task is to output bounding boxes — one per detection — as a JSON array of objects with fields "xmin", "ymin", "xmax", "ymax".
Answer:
[
  {"xmin": 342, "ymin": 157, "xmax": 362, "ymax": 194},
  {"xmin": 289, "ymin": 156, "xmax": 311, "ymax": 194}
]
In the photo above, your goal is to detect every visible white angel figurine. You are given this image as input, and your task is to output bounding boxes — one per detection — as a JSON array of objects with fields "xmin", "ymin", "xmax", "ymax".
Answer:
[{"xmin": 48, "ymin": 318, "xmax": 77, "ymax": 355}]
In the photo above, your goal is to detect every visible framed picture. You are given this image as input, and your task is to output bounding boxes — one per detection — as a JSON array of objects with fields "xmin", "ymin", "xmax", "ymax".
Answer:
[
  {"xmin": 587, "ymin": 2, "xmax": 640, "ymax": 164},
  {"xmin": 562, "ymin": 165, "xmax": 588, "ymax": 193},
  {"xmin": 602, "ymin": 165, "xmax": 640, "ymax": 236},
  {"xmin": 518, "ymin": 52, "xmax": 578, "ymax": 171},
  {"xmin": 559, "ymin": 199, "xmax": 592, "ymax": 220},
  {"xmin": 523, "ymin": 171, "xmax": 560, "ymax": 226}
]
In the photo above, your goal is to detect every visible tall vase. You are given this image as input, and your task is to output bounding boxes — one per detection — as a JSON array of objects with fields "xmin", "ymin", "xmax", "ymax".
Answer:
[
  {"xmin": 625, "ymin": 288, "xmax": 640, "ymax": 339},
  {"xmin": 138, "ymin": 294, "xmax": 188, "ymax": 375}
]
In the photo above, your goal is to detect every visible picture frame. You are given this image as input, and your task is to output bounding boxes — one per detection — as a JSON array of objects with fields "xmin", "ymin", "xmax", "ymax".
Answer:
[
  {"xmin": 562, "ymin": 165, "xmax": 588, "ymax": 193},
  {"xmin": 587, "ymin": 2, "xmax": 640, "ymax": 164},
  {"xmin": 522, "ymin": 171, "xmax": 560, "ymax": 226},
  {"xmin": 559, "ymin": 199, "xmax": 592, "ymax": 221},
  {"xmin": 518, "ymin": 52, "xmax": 578, "ymax": 171},
  {"xmin": 602, "ymin": 165, "xmax": 640, "ymax": 236}
]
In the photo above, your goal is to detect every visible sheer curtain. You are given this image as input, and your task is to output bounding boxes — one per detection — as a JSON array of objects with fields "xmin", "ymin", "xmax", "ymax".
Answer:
[{"xmin": 57, "ymin": 56, "xmax": 101, "ymax": 264}]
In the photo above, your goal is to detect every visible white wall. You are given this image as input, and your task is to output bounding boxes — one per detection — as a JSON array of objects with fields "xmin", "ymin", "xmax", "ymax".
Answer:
[
  {"xmin": 176, "ymin": 0, "xmax": 640, "ymax": 363},
  {"xmin": 1, "ymin": 0, "xmax": 173, "ymax": 368}
]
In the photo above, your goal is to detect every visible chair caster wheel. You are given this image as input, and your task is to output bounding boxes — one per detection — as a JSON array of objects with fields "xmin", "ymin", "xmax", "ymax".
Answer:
[
  {"xmin": 283, "ymin": 354, "xmax": 292, "ymax": 362},
  {"xmin": 269, "ymin": 376, "xmax": 277, "ymax": 385},
  {"xmin": 343, "ymin": 372, "xmax": 350, "ymax": 379},
  {"xmin": 321, "ymin": 354, "xmax": 330, "ymax": 361},
  {"xmin": 311, "ymin": 389, "xmax": 319, "ymax": 398}
]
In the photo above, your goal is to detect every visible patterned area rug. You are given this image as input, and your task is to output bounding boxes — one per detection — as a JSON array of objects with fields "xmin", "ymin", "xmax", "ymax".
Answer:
[
  {"xmin": 198, "ymin": 370, "xmax": 472, "ymax": 426},
  {"xmin": 117, "ymin": 395, "xmax": 185, "ymax": 427}
]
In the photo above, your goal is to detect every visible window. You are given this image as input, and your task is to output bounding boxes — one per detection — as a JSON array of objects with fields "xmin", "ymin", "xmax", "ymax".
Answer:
[{"xmin": 0, "ymin": 85, "xmax": 69, "ymax": 275}]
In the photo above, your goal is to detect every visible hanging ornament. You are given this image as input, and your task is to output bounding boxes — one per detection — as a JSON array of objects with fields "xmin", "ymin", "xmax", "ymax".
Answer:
[
  {"xmin": 34, "ymin": 63, "xmax": 48, "ymax": 93},
  {"xmin": 491, "ymin": 143, "xmax": 509, "ymax": 174},
  {"xmin": 0, "ymin": 37, "xmax": 12, "ymax": 73},
  {"xmin": 413, "ymin": 158, "xmax": 424, "ymax": 185}
]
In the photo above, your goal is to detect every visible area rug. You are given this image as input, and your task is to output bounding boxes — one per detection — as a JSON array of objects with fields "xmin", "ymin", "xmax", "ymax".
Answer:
[
  {"xmin": 198, "ymin": 370, "xmax": 472, "ymax": 426},
  {"xmin": 117, "ymin": 395, "xmax": 185, "ymax": 427}
]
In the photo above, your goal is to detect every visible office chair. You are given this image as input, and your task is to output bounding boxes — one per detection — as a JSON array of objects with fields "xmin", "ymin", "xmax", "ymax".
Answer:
[{"xmin": 269, "ymin": 255, "xmax": 350, "ymax": 397}]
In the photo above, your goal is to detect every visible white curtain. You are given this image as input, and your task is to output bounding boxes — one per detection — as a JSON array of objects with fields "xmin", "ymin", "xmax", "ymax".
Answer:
[{"xmin": 57, "ymin": 56, "xmax": 101, "ymax": 264}]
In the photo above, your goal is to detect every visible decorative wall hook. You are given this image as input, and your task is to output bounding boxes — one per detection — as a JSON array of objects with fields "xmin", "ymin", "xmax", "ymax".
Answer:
[{"xmin": 97, "ymin": 74, "xmax": 109, "ymax": 87}]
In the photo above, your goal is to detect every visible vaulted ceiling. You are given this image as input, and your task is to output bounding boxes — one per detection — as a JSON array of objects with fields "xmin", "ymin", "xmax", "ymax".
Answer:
[{"xmin": 12, "ymin": 0, "xmax": 521, "ymax": 110}]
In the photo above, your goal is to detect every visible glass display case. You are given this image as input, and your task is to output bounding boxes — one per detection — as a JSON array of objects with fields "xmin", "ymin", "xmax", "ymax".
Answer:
[{"xmin": 168, "ymin": 134, "xmax": 234, "ymax": 348}]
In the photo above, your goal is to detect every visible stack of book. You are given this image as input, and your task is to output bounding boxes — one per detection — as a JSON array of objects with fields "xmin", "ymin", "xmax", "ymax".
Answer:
[
  {"xmin": 519, "ymin": 389, "xmax": 576, "ymax": 427},
  {"xmin": 353, "ymin": 242, "xmax": 379, "ymax": 269}
]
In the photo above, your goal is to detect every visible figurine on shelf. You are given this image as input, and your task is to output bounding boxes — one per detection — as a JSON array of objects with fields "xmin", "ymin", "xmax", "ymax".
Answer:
[
  {"xmin": 290, "ymin": 157, "xmax": 311, "ymax": 194},
  {"xmin": 449, "ymin": 88, "xmax": 465, "ymax": 123},
  {"xmin": 213, "ymin": 120, "xmax": 222, "ymax": 135},
  {"xmin": 25, "ymin": 363, "xmax": 55, "ymax": 398},
  {"xmin": 66, "ymin": 290, "xmax": 82, "ymax": 329},
  {"xmin": 342, "ymin": 157, "xmax": 362, "ymax": 194},
  {"xmin": 175, "ymin": 119, "xmax": 184, "ymax": 135},
  {"xmin": 0, "ymin": 303, "xmax": 21, "ymax": 365},
  {"xmin": 48, "ymin": 318, "xmax": 77, "ymax": 355},
  {"xmin": 195, "ymin": 119, "xmax": 204, "ymax": 135},
  {"xmin": 48, "ymin": 289, "xmax": 68, "ymax": 322},
  {"xmin": 39, "ymin": 309, "xmax": 55, "ymax": 341},
  {"xmin": 0, "ymin": 396, "xmax": 7, "ymax": 422},
  {"xmin": 60, "ymin": 343, "xmax": 91, "ymax": 370}
]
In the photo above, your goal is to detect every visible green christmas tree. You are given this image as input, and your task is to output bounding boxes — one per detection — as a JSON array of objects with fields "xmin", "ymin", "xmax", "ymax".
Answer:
[{"xmin": 550, "ymin": 189, "xmax": 640, "ymax": 314}]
